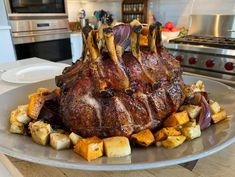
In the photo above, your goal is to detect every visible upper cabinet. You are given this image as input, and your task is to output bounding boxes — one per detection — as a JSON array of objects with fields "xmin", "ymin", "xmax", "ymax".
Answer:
[{"xmin": 122, "ymin": 0, "xmax": 148, "ymax": 23}]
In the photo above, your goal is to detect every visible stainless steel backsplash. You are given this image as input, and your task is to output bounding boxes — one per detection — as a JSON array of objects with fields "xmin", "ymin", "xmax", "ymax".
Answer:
[{"xmin": 189, "ymin": 15, "xmax": 235, "ymax": 38}]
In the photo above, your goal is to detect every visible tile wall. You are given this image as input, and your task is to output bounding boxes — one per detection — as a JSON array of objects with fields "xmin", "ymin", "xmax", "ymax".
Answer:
[
  {"xmin": 67, "ymin": 0, "xmax": 235, "ymax": 28},
  {"xmin": 155, "ymin": 0, "xmax": 235, "ymax": 28}
]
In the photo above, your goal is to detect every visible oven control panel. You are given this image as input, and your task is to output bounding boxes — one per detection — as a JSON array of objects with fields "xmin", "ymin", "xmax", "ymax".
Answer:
[{"xmin": 168, "ymin": 50, "xmax": 235, "ymax": 74}]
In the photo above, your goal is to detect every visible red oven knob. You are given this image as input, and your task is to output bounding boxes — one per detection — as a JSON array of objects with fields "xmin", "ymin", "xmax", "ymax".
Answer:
[
  {"xmin": 224, "ymin": 62, "xmax": 234, "ymax": 71},
  {"xmin": 175, "ymin": 55, "xmax": 183, "ymax": 62},
  {"xmin": 206, "ymin": 60, "xmax": 215, "ymax": 68},
  {"xmin": 188, "ymin": 57, "xmax": 197, "ymax": 65}
]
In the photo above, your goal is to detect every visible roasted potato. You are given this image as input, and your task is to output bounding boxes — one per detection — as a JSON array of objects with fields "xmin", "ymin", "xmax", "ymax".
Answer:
[
  {"xmin": 27, "ymin": 94, "xmax": 45, "ymax": 119},
  {"xmin": 69, "ymin": 132, "xmax": 83, "ymax": 145},
  {"xmin": 183, "ymin": 119, "xmax": 197, "ymax": 127},
  {"xmin": 36, "ymin": 88, "xmax": 50, "ymax": 94},
  {"xmin": 181, "ymin": 124, "xmax": 201, "ymax": 140},
  {"xmin": 154, "ymin": 127, "xmax": 181, "ymax": 142},
  {"xmin": 29, "ymin": 121, "xmax": 52, "ymax": 146},
  {"xmin": 103, "ymin": 136, "xmax": 131, "ymax": 157},
  {"xmin": 192, "ymin": 80, "xmax": 205, "ymax": 92},
  {"xmin": 16, "ymin": 105, "xmax": 31, "ymax": 124},
  {"xmin": 212, "ymin": 110, "xmax": 227, "ymax": 123},
  {"xmin": 163, "ymin": 111, "xmax": 189, "ymax": 127},
  {"xmin": 209, "ymin": 100, "xmax": 221, "ymax": 114},
  {"xmin": 50, "ymin": 133, "xmax": 71, "ymax": 150},
  {"xmin": 161, "ymin": 135, "xmax": 186, "ymax": 149},
  {"xmin": 180, "ymin": 105, "xmax": 201, "ymax": 119},
  {"xmin": 9, "ymin": 109, "xmax": 25, "ymax": 134},
  {"xmin": 131, "ymin": 129, "xmax": 155, "ymax": 147},
  {"xmin": 74, "ymin": 136, "xmax": 103, "ymax": 161}
]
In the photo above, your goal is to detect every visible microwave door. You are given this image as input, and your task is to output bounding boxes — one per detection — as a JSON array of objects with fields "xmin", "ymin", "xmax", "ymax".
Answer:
[{"xmin": 9, "ymin": 0, "xmax": 66, "ymax": 13}]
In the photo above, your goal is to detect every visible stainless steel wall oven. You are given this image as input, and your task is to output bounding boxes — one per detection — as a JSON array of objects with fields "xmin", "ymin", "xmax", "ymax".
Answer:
[{"xmin": 4, "ymin": 0, "xmax": 72, "ymax": 61}]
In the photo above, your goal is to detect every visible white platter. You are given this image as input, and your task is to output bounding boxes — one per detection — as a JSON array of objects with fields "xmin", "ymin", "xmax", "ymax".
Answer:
[
  {"xmin": 0, "ymin": 75, "xmax": 234, "ymax": 171},
  {"xmin": 1, "ymin": 63, "xmax": 69, "ymax": 84}
]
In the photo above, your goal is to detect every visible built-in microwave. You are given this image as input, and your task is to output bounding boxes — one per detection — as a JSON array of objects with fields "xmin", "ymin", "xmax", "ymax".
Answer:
[{"xmin": 4, "ymin": 0, "xmax": 68, "ymax": 20}]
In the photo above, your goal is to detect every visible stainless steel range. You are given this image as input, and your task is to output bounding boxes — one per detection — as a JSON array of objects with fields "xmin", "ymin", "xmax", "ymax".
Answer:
[{"xmin": 165, "ymin": 15, "xmax": 235, "ymax": 86}]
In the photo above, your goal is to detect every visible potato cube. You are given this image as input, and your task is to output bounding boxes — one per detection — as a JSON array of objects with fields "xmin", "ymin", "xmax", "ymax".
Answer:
[
  {"xmin": 161, "ymin": 135, "xmax": 186, "ymax": 149},
  {"xmin": 10, "ymin": 124, "xmax": 25, "ymax": 134},
  {"xmin": 16, "ymin": 105, "xmax": 31, "ymax": 124},
  {"xmin": 212, "ymin": 110, "xmax": 227, "ymax": 123},
  {"xmin": 154, "ymin": 127, "xmax": 181, "ymax": 141},
  {"xmin": 193, "ymin": 80, "xmax": 205, "ymax": 92},
  {"xmin": 69, "ymin": 132, "xmax": 83, "ymax": 145},
  {"xmin": 9, "ymin": 109, "xmax": 25, "ymax": 134},
  {"xmin": 50, "ymin": 133, "xmax": 71, "ymax": 150},
  {"xmin": 181, "ymin": 125, "xmax": 201, "ymax": 140},
  {"xmin": 183, "ymin": 119, "xmax": 197, "ymax": 128},
  {"xmin": 163, "ymin": 111, "xmax": 189, "ymax": 127},
  {"xmin": 103, "ymin": 136, "xmax": 131, "ymax": 157},
  {"xmin": 209, "ymin": 101, "xmax": 221, "ymax": 114},
  {"xmin": 131, "ymin": 129, "xmax": 155, "ymax": 147},
  {"xmin": 27, "ymin": 94, "xmax": 45, "ymax": 119},
  {"xmin": 74, "ymin": 136, "xmax": 103, "ymax": 161},
  {"xmin": 29, "ymin": 121, "xmax": 52, "ymax": 146},
  {"xmin": 180, "ymin": 105, "xmax": 201, "ymax": 119}
]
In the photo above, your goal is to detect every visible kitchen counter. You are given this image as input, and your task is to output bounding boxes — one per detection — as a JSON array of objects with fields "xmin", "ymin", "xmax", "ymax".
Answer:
[{"xmin": 1, "ymin": 58, "xmax": 235, "ymax": 177}]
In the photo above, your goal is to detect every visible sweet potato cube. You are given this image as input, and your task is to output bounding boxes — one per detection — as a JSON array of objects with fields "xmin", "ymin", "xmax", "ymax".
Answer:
[
  {"xmin": 154, "ymin": 127, "xmax": 181, "ymax": 141},
  {"xmin": 27, "ymin": 94, "xmax": 45, "ymax": 119},
  {"xmin": 163, "ymin": 111, "xmax": 189, "ymax": 127},
  {"xmin": 74, "ymin": 136, "xmax": 103, "ymax": 161},
  {"xmin": 162, "ymin": 135, "xmax": 186, "ymax": 149},
  {"xmin": 212, "ymin": 110, "xmax": 227, "ymax": 124},
  {"xmin": 36, "ymin": 88, "xmax": 50, "ymax": 94},
  {"xmin": 131, "ymin": 129, "xmax": 155, "ymax": 147}
]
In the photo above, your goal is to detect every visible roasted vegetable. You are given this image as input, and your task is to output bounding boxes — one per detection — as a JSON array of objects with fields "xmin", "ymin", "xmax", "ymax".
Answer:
[
  {"xmin": 192, "ymin": 80, "xmax": 205, "ymax": 92},
  {"xmin": 209, "ymin": 100, "xmax": 221, "ymax": 114},
  {"xmin": 29, "ymin": 121, "xmax": 52, "ymax": 146},
  {"xmin": 27, "ymin": 94, "xmax": 45, "ymax": 119},
  {"xmin": 131, "ymin": 129, "xmax": 155, "ymax": 147},
  {"xmin": 9, "ymin": 109, "xmax": 25, "ymax": 134},
  {"xmin": 69, "ymin": 132, "xmax": 83, "ymax": 145},
  {"xmin": 181, "ymin": 124, "xmax": 201, "ymax": 140},
  {"xmin": 198, "ymin": 96, "xmax": 212, "ymax": 130},
  {"xmin": 16, "ymin": 105, "xmax": 31, "ymax": 124},
  {"xmin": 183, "ymin": 119, "xmax": 197, "ymax": 127},
  {"xmin": 74, "ymin": 136, "xmax": 103, "ymax": 161},
  {"xmin": 163, "ymin": 111, "xmax": 189, "ymax": 127},
  {"xmin": 161, "ymin": 135, "xmax": 186, "ymax": 149},
  {"xmin": 154, "ymin": 127, "xmax": 181, "ymax": 142},
  {"xmin": 36, "ymin": 88, "xmax": 50, "ymax": 94},
  {"xmin": 50, "ymin": 133, "xmax": 71, "ymax": 150},
  {"xmin": 212, "ymin": 110, "xmax": 227, "ymax": 123},
  {"xmin": 180, "ymin": 105, "xmax": 201, "ymax": 119},
  {"xmin": 103, "ymin": 136, "xmax": 131, "ymax": 157}
]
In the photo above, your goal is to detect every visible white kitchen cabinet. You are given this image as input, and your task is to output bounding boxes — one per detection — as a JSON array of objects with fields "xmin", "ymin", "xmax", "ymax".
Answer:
[
  {"xmin": 70, "ymin": 32, "xmax": 83, "ymax": 63},
  {"xmin": 0, "ymin": 1, "xmax": 16, "ymax": 64}
]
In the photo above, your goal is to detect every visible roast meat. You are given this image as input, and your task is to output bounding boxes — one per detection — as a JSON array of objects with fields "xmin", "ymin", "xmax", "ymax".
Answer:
[{"xmin": 55, "ymin": 20, "xmax": 185, "ymax": 138}]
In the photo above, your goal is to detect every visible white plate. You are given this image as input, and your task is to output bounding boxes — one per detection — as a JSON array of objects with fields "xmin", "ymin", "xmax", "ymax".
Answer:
[
  {"xmin": 0, "ymin": 75, "xmax": 234, "ymax": 171},
  {"xmin": 1, "ymin": 63, "xmax": 69, "ymax": 84}
]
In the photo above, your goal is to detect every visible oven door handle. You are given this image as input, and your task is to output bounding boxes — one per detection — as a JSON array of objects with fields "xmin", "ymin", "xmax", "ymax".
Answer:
[
  {"xmin": 13, "ymin": 30, "xmax": 71, "ymax": 38},
  {"xmin": 227, "ymin": 29, "xmax": 235, "ymax": 32}
]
